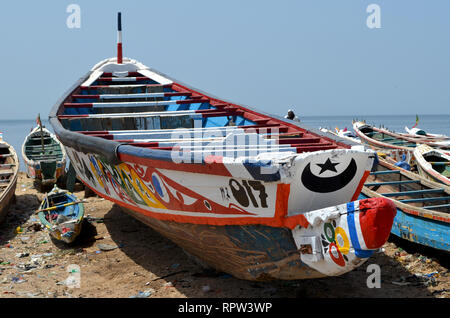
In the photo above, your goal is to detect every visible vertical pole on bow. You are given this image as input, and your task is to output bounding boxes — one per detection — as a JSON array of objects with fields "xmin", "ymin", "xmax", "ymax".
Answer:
[{"xmin": 117, "ymin": 12, "xmax": 123, "ymax": 64}]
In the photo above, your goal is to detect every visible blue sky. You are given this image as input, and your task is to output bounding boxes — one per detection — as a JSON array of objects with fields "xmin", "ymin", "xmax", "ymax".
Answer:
[{"xmin": 1, "ymin": 1, "xmax": 449, "ymax": 119}]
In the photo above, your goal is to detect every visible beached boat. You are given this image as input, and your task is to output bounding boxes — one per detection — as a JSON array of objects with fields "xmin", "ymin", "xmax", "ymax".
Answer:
[
  {"xmin": 403, "ymin": 115, "xmax": 450, "ymax": 147},
  {"xmin": 354, "ymin": 121, "xmax": 449, "ymax": 155},
  {"xmin": 36, "ymin": 186, "xmax": 85, "ymax": 244},
  {"xmin": 359, "ymin": 159, "xmax": 450, "ymax": 252},
  {"xmin": 414, "ymin": 144, "xmax": 450, "ymax": 186},
  {"xmin": 320, "ymin": 127, "xmax": 361, "ymax": 144},
  {"xmin": 47, "ymin": 13, "xmax": 397, "ymax": 280},
  {"xmin": 0, "ymin": 134, "xmax": 19, "ymax": 224},
  {"xmin": 353, "ymin": 121, "xmax": 419, "ymax": 163},
  {"xmin": 22, "ymin": 124, "xmax": 67, "ymax": 189},
  {"xmin": 404, "ymin": 126, "xmax": 448, "ymax": 140}
]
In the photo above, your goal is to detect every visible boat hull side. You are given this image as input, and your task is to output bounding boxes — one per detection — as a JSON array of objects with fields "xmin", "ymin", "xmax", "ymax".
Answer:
[
  {"xmin": 120, "ymin": 206, "xmax": 325, "ymax": 281},
  {"xmin": 77, "ymin": 164, "xmax": 395, "ymax": 280},
  {"xmin": 63, "ymin": 144, "xmax": 375, "ymax": 227},
  {"xmin": 416, "ymin": 164, "xmax": 450, "ymax": 187},
  {"xmin": 0, "ymin": 141, "xmax": 19, "ymax": 224},
  {"xmin": 0, "ymin": 176, "xmax": 17, "ymax": 224},
  {"xmin": 107, "ymin": 192, "xmax": 395, "ymax": 281},
  {"xmin": 414, "ymin": 145, "xmax": 450, "ymax": 187},
  {"xmin": 360, "ymin": 190, "xmax": 450, "ymax": 252},
  {"xmin": 391, "ymin": 208, "xmax": 450, "ymax": 252}
]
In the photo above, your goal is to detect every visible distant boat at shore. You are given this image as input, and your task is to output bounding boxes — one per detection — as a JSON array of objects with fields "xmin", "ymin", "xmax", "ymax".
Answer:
[
  {"xmin": 414, "ymin": 144, "xmax": 450, "ymax": 186},
  {"xmin": 360, "ymin": 158, "xmax": 450, "ymax": 252},
  {"xmin": 22, "ymin": 123, "xmax": 66, "ymax": 190},
  {"xmin": 36, "ymin": 186, "xmax": 85, "ymax": 244},
  {"xmin": 0, "ymin": 134, "xmax": 19, "ymax": 224}
]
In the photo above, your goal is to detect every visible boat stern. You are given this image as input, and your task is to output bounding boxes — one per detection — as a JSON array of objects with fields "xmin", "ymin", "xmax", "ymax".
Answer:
[{"xmin": 291, "ymin": 197, "xmax": 396, "ymax": 276}]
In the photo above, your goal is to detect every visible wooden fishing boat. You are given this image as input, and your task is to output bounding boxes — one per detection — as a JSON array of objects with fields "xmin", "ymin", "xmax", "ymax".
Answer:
[
  {"xmin": 354, "ymin": 121, "xmax": 449, "ymax": 154},
  {"xmin": 37, "ymin": 186, "xmax": 85, "ymax": 244},
  {"xmin": 353, "ymin": 121, "xmax": 419, "ymax": 163},
  {"xmin": 320, "ymin": 127, "xmax": 361, "ymax": 144},
  {"xmin": 404, "ymin": 126, "xmax": 448, "ymax": 140},
  {"xmin": 22, "ymin": 125, "xmax": 67, "ymax": 189},
  {"xmin": 0, "ymin": 134, "xmax": 19, "ymax": 224},
  {"xmin": 47, "ymin": 13, "xmax": 397, "ymax": 280},
  {"xmin": 414, "ymin": 144, "xmax": 450, "ymax": 186},
  {"xmin": 359, "ymin": 159, "xmax": 450, "ymax": 252}
]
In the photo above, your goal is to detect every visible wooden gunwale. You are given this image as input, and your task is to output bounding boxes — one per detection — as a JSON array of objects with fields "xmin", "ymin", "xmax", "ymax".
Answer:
[{"xmin": 362, "ymin": 159, "xmax": 450, "ymax": 223}]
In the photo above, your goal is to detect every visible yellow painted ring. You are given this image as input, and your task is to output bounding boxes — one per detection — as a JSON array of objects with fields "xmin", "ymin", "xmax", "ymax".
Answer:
[{"xmin": 334, "ymin": 227, "xmax": 350, "ymax": 255}]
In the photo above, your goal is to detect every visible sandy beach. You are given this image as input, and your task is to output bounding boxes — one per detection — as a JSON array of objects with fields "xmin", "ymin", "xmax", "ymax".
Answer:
[{"xmin": 0, "ymin": 172, "xmax": 448, "ymax": 298}]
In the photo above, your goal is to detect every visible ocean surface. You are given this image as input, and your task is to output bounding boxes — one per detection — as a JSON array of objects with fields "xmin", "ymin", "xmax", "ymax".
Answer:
[{"xmin": 1, "ymin": 114, "xmax": 449, "ymax": 171}]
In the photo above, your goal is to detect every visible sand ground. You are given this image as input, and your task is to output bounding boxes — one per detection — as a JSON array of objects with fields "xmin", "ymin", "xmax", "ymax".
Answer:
[{"xmin": 0, "ymin": 172, "xmax": 448, "ymax": 298}]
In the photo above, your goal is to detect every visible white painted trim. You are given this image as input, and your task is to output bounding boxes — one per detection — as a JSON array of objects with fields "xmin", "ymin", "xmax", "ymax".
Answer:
[
  {"xmin": 81, "ymin": 70, "xmax": 103, "ymax": 87},
  {"xmin": 138, "ymin": 69, "xmax": 173, "ymax": 85}
]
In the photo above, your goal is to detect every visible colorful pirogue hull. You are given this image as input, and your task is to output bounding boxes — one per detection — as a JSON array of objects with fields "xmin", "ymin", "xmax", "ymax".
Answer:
[
  {"xmin": 22, "ymin": 126, "xmax": 67, "ymax": 187},
  {"xmin": 37, "ymin": 186, "xmax": 84, "ymax": 244},
  {"xmin": 48, "ymin": 52, "xmax": 398, "ymax": 279},
  {"xmin": 414, "ymin": 144, "xmax": 450, "ymax": 186},
  {"xmin": 353, "ymin": 121, "xmax": 417, "ymax": 163},
  {"xmin": 360, "ymin": 159, "xmax": 450, "ymax": 252},
  {"xmin": 0, "ymin": 138, "xmax": 19, "ymax": 224}
]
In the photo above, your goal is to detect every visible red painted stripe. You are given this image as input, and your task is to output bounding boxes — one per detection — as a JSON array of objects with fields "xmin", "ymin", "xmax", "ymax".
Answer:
[
  {"xmin": 58, "ymin": 114, "xmax": 89, "ymax": 119},
  {"xmin": 212, "ymin": 104, "xmax": 227, "ymax": 110},
  {"xmin": 296, "ymin": 145, "xmax": 337, "ymax": 153},
  {"xmin": 80, "ymin": 179, "xmax": 297, "ymax": 227},
  {"xmin": 117, "ymin": 43, "xmax": 123, "ymax": 64},
  {"xmin": 198, "ymin": 111, "xmax": 244, "ymax": 118},
  {"xmin": 124, "ymin": 142, "xmax": 159, "ymax": 147},
  {"xmin": 291, "ymin": 142, "xmax": 333, "ymax": 148},
  {"xmin": 64, "ymin": 103, "xmax": 93, "ymax": 108},
  {"xmin": 164, "ymin": 92, "xmax": 192, "ymax": 97},
  {"xmin": 77, "ymin": 126, "xmax": 294, "ymax": 136},
  {"xmin": 72, "ymin": 92, "xmax": 190, "ymax": 99},
  {"xmin": 118, "ymin": 152, "xmax": 232, "ymax": 177},
  {"xmin": 87, "ymin": 134, "xmax": 114, "ymax": 140},
  {"xmin": 266, "ymin": 132, "xmax": 304, "ymax": 138},
  {"xmin": 196, "ymin": 109, "xmax": 244, "ymax": 115},
  {"xmin": 176, "ymin": 98, "xmax": 210, "ymax": 104},
  {"xmin": 72, "ymin": 95, "xmax": 100, "ymax": 99},
  {"xmin": 278, "ymin": 138, "xmax": 321, "ymax": 144},
  {"xmin": 253, "ymin": 118, "xmax": 271, "ymax": 124},
  {"xmin": 80, "ymin": 84, "xmax": 171, "ymax": 89},
  {"xmin": 351, "ymin": 170, "xmax": 371, "ymax": 201},
  {"xmin": 204, "ymin": 155, "xmax": 223, "ymax": 164},
  {"xmin": 241, "ymin": 124, "xmax": 289, "ymax": 134}
]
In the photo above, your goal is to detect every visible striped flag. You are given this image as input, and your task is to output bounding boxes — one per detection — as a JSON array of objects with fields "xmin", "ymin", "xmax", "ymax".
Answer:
[
  {"xmin": 36, "ymin": 114, "xmax": 42, "ymax": 127},
  {"xmin": 412, "ymin": 114, "xmax": 419, "ymax": 128},
  {"xmin": 117, "ymin": 12, "xmax": 123, "ymax": 64}
]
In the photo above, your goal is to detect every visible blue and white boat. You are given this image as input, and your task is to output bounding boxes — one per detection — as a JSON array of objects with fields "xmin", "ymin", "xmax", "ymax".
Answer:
[
  {"xmin": 360, "ymin": 159, "xmax": 450, "ymax": 252},
  {"xmin": 37, "ymin": 186, "xmax": 85, "ymax": 244}
]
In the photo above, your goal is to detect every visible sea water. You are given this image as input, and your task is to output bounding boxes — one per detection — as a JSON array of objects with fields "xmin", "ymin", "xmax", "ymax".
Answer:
[{"xmin": 1, "ymin": 114, "xmax": 449, "ymax": 171}]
